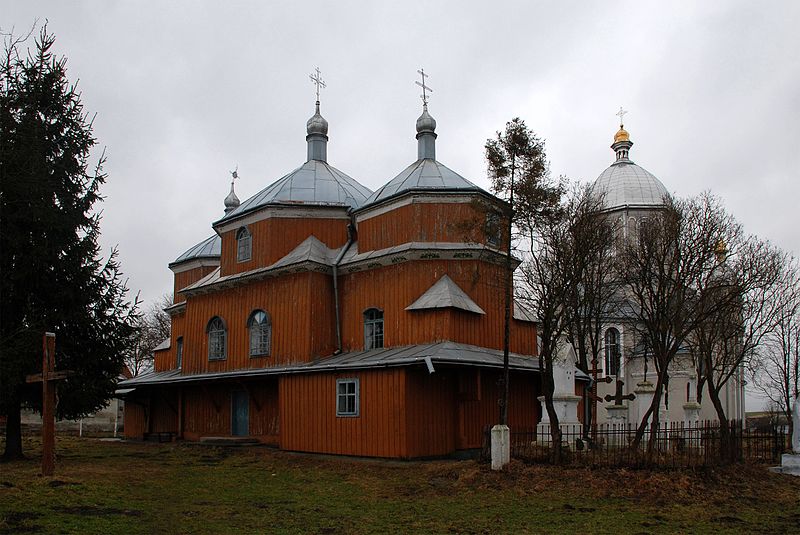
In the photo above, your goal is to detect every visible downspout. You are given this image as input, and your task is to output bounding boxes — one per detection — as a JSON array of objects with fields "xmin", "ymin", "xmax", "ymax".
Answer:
[{"xmin": 333, "ymin": 216, "xmax": 356, "ymax": 354}]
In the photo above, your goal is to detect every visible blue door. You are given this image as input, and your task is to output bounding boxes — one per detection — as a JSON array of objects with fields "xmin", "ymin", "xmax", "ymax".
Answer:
[{"xmin": 231, "ymin": 390, "xmax": 249, "ymax": 437}]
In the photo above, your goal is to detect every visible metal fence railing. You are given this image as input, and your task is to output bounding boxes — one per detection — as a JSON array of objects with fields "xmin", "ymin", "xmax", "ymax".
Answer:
[{"xmin": 481, "ymin": 420, "xmax": 786, "ymax": 468}]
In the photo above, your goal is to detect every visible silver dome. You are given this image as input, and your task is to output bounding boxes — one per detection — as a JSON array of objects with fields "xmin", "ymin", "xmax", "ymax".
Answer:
[
  {"xmin": 171, "ymin": 234, "xmax": 221, "ymax": 266},
  {"xmin": 416, "ymin": 106, "xmax": 437, "ymax": 133},
  {"xmin": 306, "ymin": 102, "xmax": 329, "ymax": 136},
  {"xmin": 592, "ymin": 161, "xmax": 669, "ymax": 211},
  {"xmin": 218, "ymin": 160, "xmax": 373, "ymax": 221},
  {"xmin": 363, "ymin": 159, "xmax": 483, "ymax": 206}
]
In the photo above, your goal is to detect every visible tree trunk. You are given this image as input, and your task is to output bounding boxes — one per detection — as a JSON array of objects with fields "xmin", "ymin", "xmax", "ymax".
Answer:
[
  {"xmin": 2, "ymin": 397, "xmax": 24, "ymax": 461},
  {"xmin": 541, "ymin": 366, "xmax": 563, "ymax": 464},
  {"xmin": 630, "ymin": 370, "xmax": 666, "ymax": 459},
  {"xmin": 707, "ymin": 383, "xmax": 733, "ymax": 462}
]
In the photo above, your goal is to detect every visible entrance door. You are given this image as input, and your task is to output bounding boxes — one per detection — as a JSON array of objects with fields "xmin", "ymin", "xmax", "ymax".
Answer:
[{"xmin": 231, "ymin": 390, "xmax": 249, "ymax": 437}]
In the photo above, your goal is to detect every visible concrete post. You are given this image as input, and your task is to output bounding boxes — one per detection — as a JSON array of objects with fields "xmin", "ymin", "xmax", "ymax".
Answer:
[
  {"xmin": 491, "ymin": 424, "xmax": 510, "ymax": 470},
  {"xmin": 605, "ymin": 405, "xmax": 628, "ymax": 448}
]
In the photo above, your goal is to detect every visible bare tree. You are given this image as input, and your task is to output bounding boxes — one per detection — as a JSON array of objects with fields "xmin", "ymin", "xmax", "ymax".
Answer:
[
  {"xmin": 752, "ymin": 260, "xmax": 800, "ymax": 440},
  {"xmin": 125, "ymin": 293, "xmax": 172, "ymax": 376},
  {"xmin": 618, "ymin": 193, "xmax": 741, "ymax": 451},
  {"xmin": 689, "ymin": 237, "xmax": 788, "ymax": 457}
]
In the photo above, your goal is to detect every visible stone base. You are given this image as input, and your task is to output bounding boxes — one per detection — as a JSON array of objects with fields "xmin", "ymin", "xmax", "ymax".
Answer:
[
  {"xmin": 491, "ymin": 425, "xmax": 510, "ymax": 471},
  {"xmin": 771, "ymin": 453, "xmax": 800, "ymax": 477}
]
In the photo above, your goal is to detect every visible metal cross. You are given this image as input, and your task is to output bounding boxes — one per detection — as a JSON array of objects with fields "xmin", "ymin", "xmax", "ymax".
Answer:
[
  {"xmin": 616, "ymin": 106, "xmax": 628, "ymax": 127},
  {"xmin": 309, "ymin": 67, "xmax": 326, "ymax": 102},
  {"xmin": 230, "ymin": 165, "xmax": 238, "ymax": 183},
  {"xmin": 605, "ymin": 378, "xmax": 636, "ymax": 406},
  {"xmin": 416, "ymin": 68, "xmax": 433, "ymax": 106}
]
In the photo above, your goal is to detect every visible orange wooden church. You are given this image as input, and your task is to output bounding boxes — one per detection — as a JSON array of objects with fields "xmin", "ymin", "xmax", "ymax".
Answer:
[{"xmin": 119, "ymin": 92, "xmax": 560, "ymax": 458}]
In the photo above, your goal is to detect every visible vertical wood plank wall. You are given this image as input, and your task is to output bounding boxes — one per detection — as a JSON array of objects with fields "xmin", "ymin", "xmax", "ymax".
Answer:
[
  {"xmin": 123, "ymin": 402, "xmax": 146, "ymax": 439},
  {"xmin": 173, "ymin": 265, "xmax": 218, "ymax": 303},
  {"xmin": 404, "ymin": 368, "xmax": 457, "ymax": 457},
  {"xmin": 280, "ymin": 369, "xmax": 408, "ymax": 458},
  {"xmin": 220, "ymin": 217, "xmax": 349, "ymax": 276}
]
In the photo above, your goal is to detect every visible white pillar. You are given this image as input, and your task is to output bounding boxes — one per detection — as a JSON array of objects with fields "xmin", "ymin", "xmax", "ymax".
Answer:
[
  {"xmin": 491, "ymin": 424, "xmax": 510, "ymax": 470},
  {"xmin": 605, "ymin": 405, "xmax": 628, "ymax": 447}
]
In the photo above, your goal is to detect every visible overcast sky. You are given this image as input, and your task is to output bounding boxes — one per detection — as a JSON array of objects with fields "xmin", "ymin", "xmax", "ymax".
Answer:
[{"xmin": 6, "ymin": 2, "xmax": 799, "ymax": 407}]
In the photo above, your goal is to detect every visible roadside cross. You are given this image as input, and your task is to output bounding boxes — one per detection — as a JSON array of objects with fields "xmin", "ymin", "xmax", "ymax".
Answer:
[{"xmin": 25, "ymin": 333, "xmax": 72, "ymax": 476}]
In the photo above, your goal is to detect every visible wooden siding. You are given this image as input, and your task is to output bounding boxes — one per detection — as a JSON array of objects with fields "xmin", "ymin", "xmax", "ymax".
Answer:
[
  {"xmin": 404, "ymin": 368, "xmax": 457, "ymax": 457},
  {"xmin": 174, "ymin": 265, "xmax": 218, "ymax": 303},
  {"xmin": 220, "ymin": 217, "xmax": 349, "ymax": 276},
  {"xmin": 339, "ymin": 259, "xmax": 536, "ymax": 355},
  {"xmin": 357, "ymin": 200, "xmax": 507, "ymax": 253},
  {"xmin": 178, "ymin": 271, "xmax": 335, "ymax": 374},
  {"xmin": 280, "ymin": 369, "xmax": 408, "ymax": 458},
  {"xmin": 123, "ymin": 401, "xmax": 146, "ymax": 439}
]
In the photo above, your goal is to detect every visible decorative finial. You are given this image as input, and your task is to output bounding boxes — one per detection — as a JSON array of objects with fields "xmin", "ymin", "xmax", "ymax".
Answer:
[
  {"xmin": 310, "ymin": 67, "xmax": 326, "ymax": 103},
  {"xmin": 416, "ymin": 68, "xmax": 433, "ymax": 107},
  {"xmin": 616, "ymin": 106, "xmax": 628, "ymax": 127},
  {"xmin": 230, "ymin": 165, "xmax": 238, "ymax": 184},
  {"xmin": 714, "ymin": 240, "xmax": 728, "ymax": 263},
  {"xmin": 224, "ymin": 165, "xmax": 241, "ymax": 214}
]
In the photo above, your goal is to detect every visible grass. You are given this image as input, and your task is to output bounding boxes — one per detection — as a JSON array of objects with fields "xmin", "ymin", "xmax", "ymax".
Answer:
[{"xmin": 1, "ymin": 435, "xmax": 799, "ymax": 534}]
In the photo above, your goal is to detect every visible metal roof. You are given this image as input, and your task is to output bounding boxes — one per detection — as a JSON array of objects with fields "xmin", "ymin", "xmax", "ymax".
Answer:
[
  {"xmin": 406, "ymin": 275, "xmax": 485, "ymax": 314},
  {"xmin": 217, "ymin": 160, "xmax": 373, "ymax": 222},
  {"xmin": 362, "ymin": 159, "xmax": 485, "ymax": 207},
  {"xmin": 592, "ymin": 161, "xmax": 669, "ymax": 211},
  {"xmin": 117, "ymin": 341, "xmax": 588, "ymax": 392},
  {"xmin": 171, "ymin": 234, "xmax": 221, "ymax": 266}
]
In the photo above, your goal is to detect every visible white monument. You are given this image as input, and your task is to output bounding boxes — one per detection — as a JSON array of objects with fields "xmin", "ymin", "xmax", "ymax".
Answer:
[{"xmin": 537, "ymin": 343, "xmax": 582, "ymax": 447}]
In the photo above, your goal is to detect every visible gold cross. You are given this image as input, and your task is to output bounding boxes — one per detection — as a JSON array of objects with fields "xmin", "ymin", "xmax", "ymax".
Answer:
[
  {"xmin": 416, "ymin": 68, "xmax": 433, "ymax": 106},
  {"xmin": 309, "ymin": 67, "xmax": 326, "ymax": 102}
]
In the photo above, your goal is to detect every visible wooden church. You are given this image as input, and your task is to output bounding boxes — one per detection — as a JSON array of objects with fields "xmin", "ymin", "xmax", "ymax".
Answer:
[{"xmin": 118, "ymin": 82, "xmax": 564, "ymax": 458}]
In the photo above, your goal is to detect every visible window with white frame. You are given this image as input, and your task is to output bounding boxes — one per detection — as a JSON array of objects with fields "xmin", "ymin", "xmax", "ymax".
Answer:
[
  {"xmin": 176, "ymin": 337, "xmax": 183, "ymax": 369},
  {"xmin": 363, "ymin": 308, "xmax": 384, "ymax": 350},
  {"xmin": 604, "ymin": 327, "xmax": 621, "ymax": 377},
  {"xmin": 485, "ymin": 211, "xmax": 502, "ymax": 247},
  {"xmin": 336, "ymin": 378, "xmax": 359, "ymax": 417},
  {"xmin": 248, "ymin": 310, "xmax": 271, "ymax": 357},
  {"xmin": 236, "ymin": 227, "xmax": 252, "ymax": 262},
  {"xmin": 207, "ymin": 316, "xmax": 227, "ymax": 361}
]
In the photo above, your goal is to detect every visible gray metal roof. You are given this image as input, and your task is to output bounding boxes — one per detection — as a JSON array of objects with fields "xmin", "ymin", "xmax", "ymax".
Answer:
[
  {"xmin": 217, "ymin": 160, "xmax": 373, "ymax": 222},
  {"xmin": 592, "ymin": 161, "xmax": 669, "ymax": 211},
  {"xmin": 117, "ymin": 341, "xmax": 591, "ymax": 391},
  {"xmin": 406, "ymin": 275, "xmax": 485, "ymax": 314},
  {"xmin": 171, "ymin": 234, "xmax": 221, "ymax": 266},
  {"xmin": 363, "ymin": 159, "xmax": 485, "ymax": 207}
]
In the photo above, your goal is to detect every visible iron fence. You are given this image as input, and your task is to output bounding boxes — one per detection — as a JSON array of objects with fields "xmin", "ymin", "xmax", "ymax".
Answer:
[{"xmin": 481, "ymin": 420, "xmax": 786, "ymax": 468}]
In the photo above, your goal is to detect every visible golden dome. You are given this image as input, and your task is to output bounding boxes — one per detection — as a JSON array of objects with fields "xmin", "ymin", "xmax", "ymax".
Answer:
[{"xmin": 614, "ymin": 126, "xmax": 630, "ymax": 143}]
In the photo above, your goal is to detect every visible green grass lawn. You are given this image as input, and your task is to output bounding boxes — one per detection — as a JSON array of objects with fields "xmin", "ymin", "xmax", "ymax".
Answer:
[{"xmin": 1, "ymin": 435, "xmax": 799, "ymax": 534}]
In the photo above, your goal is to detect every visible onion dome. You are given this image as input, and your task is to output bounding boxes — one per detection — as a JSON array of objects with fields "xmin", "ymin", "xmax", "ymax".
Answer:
[
  {"xmin": 591, "ymin": 125, "xmax": 669, "ymax": 211},
  {"xmin": 416, "ymin": 104, "xmax": 437, "ymax": 135},
  {"xmin": 306, "ymin": 101, "xmax": 329, "ymax": 162},
  {"xmin": 223, "ymin": 180, "xmax": 240, "ymax": 214}
]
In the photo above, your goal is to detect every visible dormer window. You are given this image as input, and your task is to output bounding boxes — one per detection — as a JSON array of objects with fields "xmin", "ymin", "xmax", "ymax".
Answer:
[
  {"xmin": 364, "ymin": 308, "xmax": 384, "ymax": 350},
  {"xmin": 236, "ymin": 227, "xmax": 252, "ymax": 262}
]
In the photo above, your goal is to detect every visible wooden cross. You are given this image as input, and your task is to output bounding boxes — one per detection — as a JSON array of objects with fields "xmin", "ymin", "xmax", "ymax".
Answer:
[
  {"xmin": 309, "ymin": 67, "xmax": 326, "ymax": 102},
  {"xmin": 25, "ymin": 333, "xmax": 72, "ymax": 476},
  {"xmin": 604, "ymin": 378, "xmax": 636, "ymax": 406},
  {"xmin": 415, "ymin": 68, "xmax": 433, "ymax": 106},
  {"xmin": 587, "ymin": 358, "xmax": 612, "ymax": 435},
  {"xmin": 616, "ymin": 106, "xmax": 628, "ymax": 127}
]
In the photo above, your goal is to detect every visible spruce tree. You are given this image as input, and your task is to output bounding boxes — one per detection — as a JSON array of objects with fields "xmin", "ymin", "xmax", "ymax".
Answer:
[{"xmin": 1, "ymin": 27, "xmax": 138, "ymax": 460}]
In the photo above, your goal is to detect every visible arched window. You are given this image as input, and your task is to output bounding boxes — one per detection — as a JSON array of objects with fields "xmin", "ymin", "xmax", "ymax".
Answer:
[
  {"xmin": 207, "ymin": 316, "xmax": 227, "ymax": 361},
  {"xmin": 248, "ymin": 310, "xmax": 271, "ymax": 357},
  {"xmin": 604, "ymin": 327, "xmax": 621, "ymax": 377},
  {"xmin": 363, "ymin": 308, "xmax": 384, "ymax": 350},
  {"xmin": 176, "ymin": 337, "xmax": 183, "ymax": 369},
  {"xmin": 236, "ymin": 227, "xmax": 252, "ymax": 262}
]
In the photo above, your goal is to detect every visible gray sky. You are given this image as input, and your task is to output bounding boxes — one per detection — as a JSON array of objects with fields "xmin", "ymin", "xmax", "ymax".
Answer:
[{"xmin": 6, "ymin": 2, "xmax": 800, "ymax": 407}]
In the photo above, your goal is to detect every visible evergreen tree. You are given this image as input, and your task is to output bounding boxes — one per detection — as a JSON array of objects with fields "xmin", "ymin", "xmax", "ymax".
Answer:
[{"xmin": 1, "ymin": 27, "xmax": 138, "ymax": 460}]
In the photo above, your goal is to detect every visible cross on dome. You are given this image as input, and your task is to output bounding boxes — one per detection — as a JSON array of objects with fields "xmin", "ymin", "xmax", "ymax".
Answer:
[
  {"xmin": 415, "ymin": 68, "xmax": 433, "ymax": 106},
  {"xmin": 616, "ymin": 106, "xmax": 628, "ymax": 127},
  {"xmin": 310, "ymin": 67, "xmax": 326, "ymax": 103}
]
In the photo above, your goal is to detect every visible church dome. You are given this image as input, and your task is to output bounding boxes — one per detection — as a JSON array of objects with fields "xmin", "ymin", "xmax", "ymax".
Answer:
[
  {"xmin": 218, "ymin": 160, "xmax": 373, "ymax": 222},
  {"xmin": 170, "ymin": 234, "xmax": 221, "ymax": 267},
  {"xmin": 306, "ymin": 102, "xmax": 329, "ymax": 136},
  {"xmin": 592, "ymin": 123, "xmax": 669, "ymax": 211},
  {"xmin": 416, "ymin": 106, "xmax": 437, "ymax": 134},
  {"xmin": 363, "ymin": 160, "xmax": 483, "ymax": 207},
  {"xmin": 593, "ymin": 161, "xmax": 669, "ymax": 210}
]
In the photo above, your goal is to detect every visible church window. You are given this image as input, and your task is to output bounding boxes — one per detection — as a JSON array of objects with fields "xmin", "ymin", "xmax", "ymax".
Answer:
[
  {"xmin": 236, "ymin": 227, "xmax": 252, "ymax": 262},
  {"xmin": 336, "ymin": 378, "xmax": 359, "ymax": 417},
  {"xmin": 486, "ymin": 211, "xmax": 502, "ymax": 247},
  {"xmin": 176, "ymin": 337, "xmax": 183, "ymax": 369},
  {"xmin": 207, "ymin": 316, "xmax": 227, "ymax": 361},
  {"xmin": 248, "ymin": 310, "xmax": 271, "ymax": 357},
  {"xmin": 604, "ymin": 328, "xmax": 621, "ymax": 377},
  {"xmin": 364, "ymin": 308, "xmax": 384, "ymax": 350}
]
